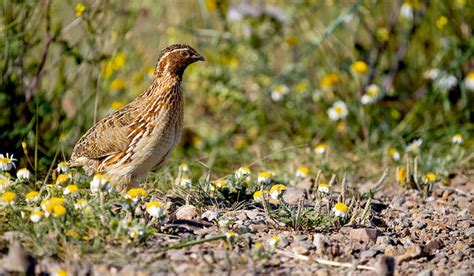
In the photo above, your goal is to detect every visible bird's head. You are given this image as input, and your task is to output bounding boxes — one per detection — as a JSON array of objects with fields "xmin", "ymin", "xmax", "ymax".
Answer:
[{"xmin": 154, "ymin": 44, "xmax": 205, "ymax": 78}]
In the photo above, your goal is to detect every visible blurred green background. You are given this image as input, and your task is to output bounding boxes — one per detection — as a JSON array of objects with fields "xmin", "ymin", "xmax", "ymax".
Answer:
[{"xmin": 1, "ymin": 0, "xmax": 472, "ymax": 179}]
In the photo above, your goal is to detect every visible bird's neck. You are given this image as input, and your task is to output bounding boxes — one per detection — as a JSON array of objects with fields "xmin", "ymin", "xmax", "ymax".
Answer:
[{"xmin": 136, "ymin": 73, "xmax": 183, "ymax": 114}]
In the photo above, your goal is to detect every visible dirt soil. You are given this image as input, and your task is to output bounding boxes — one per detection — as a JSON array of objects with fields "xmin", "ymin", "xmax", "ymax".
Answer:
[{"xmin": 1, "ymin": 172, "xmax": 473, "ymax": 275}]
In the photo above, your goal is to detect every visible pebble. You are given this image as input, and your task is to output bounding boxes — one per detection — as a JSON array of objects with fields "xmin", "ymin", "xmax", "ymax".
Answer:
[
  {"xmin": 1, "ymin": 241, "xmax": 31, "ymax": 273},
  {"xmin": 412, "ymin": 220, "xmax": 427, "ymax": 229},
  {"xmin": 376, "ymin": 236, "xmax": 392, "ymax": 246},
  {"xmin": 464, "ymin": 227, "xmax": 474, "ymax": 238},
  {"xmin": 175, "ymin": 205, "xmax": 199, "ymax": 220},
  {"xmin": 391, "ymin": 195, "xmax": 405, "ymax": 207},
  {"xmin": 349, "ymin": 228, "xmax": 381, "ymax": 243},
  {"xmin": 201, "ymin": 210, "xmax": 219, "ymax": 221},
  {"xmin": 313, "ymin": 233, "xmax": 327, "ymax": 254},
  {"xmin": 360, "ymin": 249, "xmax": 379, "ymax": 258},
  {"xmin": 423, "ymin": 239, "xmax": 442, "ymax": 252},
  {"xmin": 292, "ymin": 246, "xmax": 309, "ymax": 256}
]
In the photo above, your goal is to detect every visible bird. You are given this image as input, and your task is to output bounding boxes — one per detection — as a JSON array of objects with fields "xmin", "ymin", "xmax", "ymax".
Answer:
[{"xmin": 69, "ymin": 44, "xmax": 205, "ymax": 190}]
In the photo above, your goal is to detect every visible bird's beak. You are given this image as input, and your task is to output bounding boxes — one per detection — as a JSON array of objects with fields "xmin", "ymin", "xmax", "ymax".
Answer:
[{"xmin": 192, "ymin": 55, "xmax": 205, "ymax": 62}]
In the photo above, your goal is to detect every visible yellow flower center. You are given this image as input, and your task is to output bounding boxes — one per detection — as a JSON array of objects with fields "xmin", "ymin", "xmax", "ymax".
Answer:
[
  {"xmin": 334, "ymin": 202, "xmax": 348, "ymax": 212},
  {"xmin": 1, "ymin": 191, "xmax": 16, "ymax": 203}
]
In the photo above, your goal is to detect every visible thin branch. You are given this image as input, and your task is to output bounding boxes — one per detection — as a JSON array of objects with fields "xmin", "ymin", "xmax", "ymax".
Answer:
[{"xmin": 276, "ymin": 249, "xmax": 376, "ymax": 271}]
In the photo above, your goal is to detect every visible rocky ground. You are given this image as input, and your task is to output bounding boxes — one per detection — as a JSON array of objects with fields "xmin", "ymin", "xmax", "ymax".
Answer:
[{"xmin": 1, "ymin": 171, "xmax": 472, "ymax": 275}]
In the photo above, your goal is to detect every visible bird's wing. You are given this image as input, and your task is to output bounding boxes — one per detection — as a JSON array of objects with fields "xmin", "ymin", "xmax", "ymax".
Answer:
[{"xmin": 71, "ymin": 106, "xmax": 136, "ymax": 160}]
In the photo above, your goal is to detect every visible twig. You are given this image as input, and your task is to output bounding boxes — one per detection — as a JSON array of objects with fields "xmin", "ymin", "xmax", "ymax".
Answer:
[{"xmin": 276, "ymin": 249, "xmax": 376, "ymax": 271}]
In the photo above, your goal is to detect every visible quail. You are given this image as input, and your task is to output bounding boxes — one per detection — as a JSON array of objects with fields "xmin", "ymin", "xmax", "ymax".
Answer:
[{"xmin": 69, "ymin": 44, "xmax": 204, "ymax": 189}]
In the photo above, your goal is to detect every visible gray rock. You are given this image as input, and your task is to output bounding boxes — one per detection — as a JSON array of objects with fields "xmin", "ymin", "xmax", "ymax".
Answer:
[
  {"xmin": 376, "ymin": 236, "xmax": 392, "ymax": 246},
  {"xmin": 201, "ymin": 210, "xmax": 219, "ymax": 221},
  {"xmin": 350, "ymin": 228, "xmax": 382, "ymax": 243},
  {"xmin": 360, "ymin": 249, "xmax": 379, "ymax": 258},
  {"xmin": 412, "ymin": 220, "xmax": 427, "ymax": 229},
  {"xmin": 282, "ymin": 187, "xmax": 305, "ymax": 205},
  {"xmin": 313, "ymin": 233, "xmax": 327, "ymax": 254},
  {"xmin": 423, "ymin": 239, "xmax": 442, "ymax": 252},
  {"xmin": 2, "ymin": 241, "xmax": 31, "ymax": 273},
  {"xmin": 465, "ymin": 227, "xmax": 474, "ymax": 238},
  {"xmin": 391, "ymin": 195, "xmax": 405, "ymax": 207},
  {"xmin": 175, "ymin": 205, "xmax": 199, "ymax": 220}
]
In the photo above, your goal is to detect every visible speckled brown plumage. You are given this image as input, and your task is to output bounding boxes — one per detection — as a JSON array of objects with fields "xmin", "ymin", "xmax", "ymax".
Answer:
[{"xmin": 69, "ymin": 44, "xmax": 204, "ymax": 189}]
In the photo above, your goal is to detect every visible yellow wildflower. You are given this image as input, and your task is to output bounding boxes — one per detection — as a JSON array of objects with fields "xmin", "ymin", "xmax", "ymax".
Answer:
[
  {"xmin": 253, "ymin": 190, "xmax": 265, "ymax": 203},
  {"xmin": 146, "ymin": 201, "xmax": 163, "ymax": 217},
  {"xmin": 110, "ymin": 101, "xmax": 125, "ymax": 110},
  {"xmin": 109, "ymin": 78, "xmax": 127, "ymax": 90},
  {"xmin": 1, "ymin": 191, "xmax": 16, "ymax": 205},
  {"xmin": 56, "ymin": 173, "xmax": 70, "ymax": 185},
  {"xmin": 257, "ymin": 172, "xmax": 272, "ymax": 185},
  {"xmin": 30, "ymin": 210, "xmax": 43, "ymax": 223},
  {"xmin": 320, "ymin": 73, "xmax": 340, "ymax": 90},
  {"xmin": 351, "ymin": 60, "xmax": 369, "ymax": 74},
  {"xmin": 452, "ymin": 133, "xmax": 463, "ymax": 144},
  {"xmin": 25, "ymin": 191, "xmax": 40, "ymax": 203},
  {"xmin": 126, "ymin": 188, "xmax": 148, "ymax": 201},
  {"xmin": 333, "ymin": 202, "xmax": 349, "ymax": 217},
  {"xmin": 269, "ymin": 235, "xmax": 280, "ymax": 248},
  {"xmin": 436, "ymin": 16, "xmax": 448, "ymax": 29},
  {"xmin": 396, "ymin": 167, "xmax": 407, "ymax": 183},
  {"xmin": 388, "ymin": 148, "xmax": 401, "ymax": 161},
  {"xmin": 75, "ymin": 3, "xmax": 86, "ymax": 17},
  {"xmin": 53, "ymin": 205, "xmax": 67, "ymax": 217},
  {"xmin": 64, "ymin": 184, "xmax": 79, "ymax": 196},
  {"xmin": 57, "ymin": 161, "xmax": 69, "ymax": 173},
  {"xmin": 17, "ymin": 168, "xmax": 31, "ymax": 180},
  {"xmin": 425, "ymin": 172, "xmax": 437, "ymax": 183},
  {"xmin": 74, "ymin": 199, "xmax": 88, "ymax": 209},
  {"xmin": 296, "ymin": 167, "xmax": 309, "ymax": 178},
  {"xmin": 314, "ymin": 143, "xmax": 327, "ymax": 154},
  {"xmin": 269, "ymin": 184, "xmax": 287, "ymax": 199},
  {"xmin": 318, "ymin": 183, "xmax": 331, "ymax": 194}
]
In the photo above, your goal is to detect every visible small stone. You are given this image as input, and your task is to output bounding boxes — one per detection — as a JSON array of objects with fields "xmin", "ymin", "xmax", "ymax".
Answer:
[
  {"xmin": 417, "ymin": 269, "xmax": 433, "ymax": 276},
  {"xmin": 405, "ymin": 200, "xmax": 417, "ymax": 208},
  {"xmin": 396, "ymin": 245, "xmax": 422, "ymax": 264},
  {"xmin": 391, "ymin": 195, "xmax": 405, "ymax": 207},
  {"xmin": 2, "ymin": 241, "xmax": 32, "ymax": 273},
  {"xmin": 360, "ymin": 249, "xmax": 379, "ymax": 258},
  {"xmin": 294, "ymin": 234, "xmax": 308, "ymax": 241},
  {"xmin": 201, "ymin": 210, "xmax": 219, "ymax": 221},
  {"xmin": 282, "ymin": 187, "xmax": 305, "ymax": 205},
  {"xmin": 423, "ymin": 239, "xmax": 442, "ymax": 252},
  {"xmin": 464, "ymin": 227, "xmax": 474, "ymax": 238},
  {"xmin": 313, "ymin": 234, "xmax": 327, "ymax": 254},
  {"xmin": 426, "ymin": 196, "xmax": 435, "ymax": 202},
  {"xmin": 175, "ymin": 205, "xmax": 199, "ymax": 220},
  {"xmin": 376, "ymin": 236, "xmax": 392, "ymax": 246},
  {"xmin": 430, "ymin": 253, "xmax": 446, "ymax": 263},
  {"xmin": 412, "ymin": 220, "xmax": 427, "ymax": 229},
  {"xmin": 349, "ymin": 228, "xmax": 382, "ymax": 243},
  {"xmin": 442, "ymin": 190, "xmax": 451, "ymax": 201},
  {"xmin": 453, "ymin": 251, "xmax": 464, "ymax": 262},
  {"xmin": 292, "ymin": 246, "xmax": 309, "ymax": 256}
]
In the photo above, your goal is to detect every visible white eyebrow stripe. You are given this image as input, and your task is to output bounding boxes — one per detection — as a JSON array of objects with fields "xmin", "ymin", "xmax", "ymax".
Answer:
[{"xmin": 159, "ymin": 48, "xmax": 189, "ymax": 62}]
